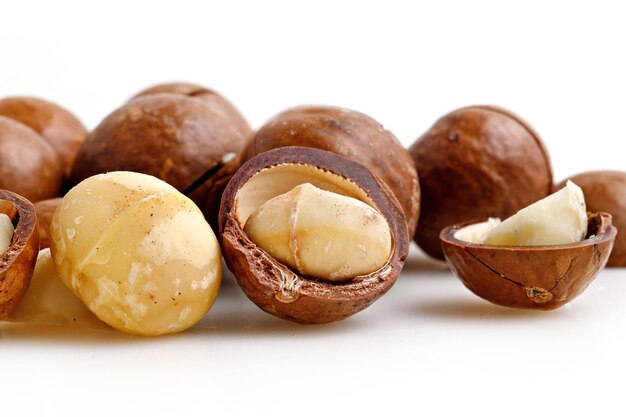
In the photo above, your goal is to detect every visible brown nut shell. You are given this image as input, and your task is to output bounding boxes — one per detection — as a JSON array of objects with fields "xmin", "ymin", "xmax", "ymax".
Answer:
[
  {"xmin": 440, "ymin": 212, "xmax": 616, "ymax": 310},
  {"xmin": 0, "ymin": 97, "xmax": 87, "ymax": 178},
  {"xmin": 0, "ymin": 116, "xmax": 64, "ymax": 202},
  {"xmin": 240, "ymin": 106, "xmax": 420, "ymax": 238},
  {"xmin": 34, "ymin": 197, "xmax": 61, "ymax": 249},
  {"xmin": 0, "ymin": 190, "xmax": 39, "ymax": 318},
  {"xmin": 219, "ymin": 146, "xmax": 410, "ymax": 324},
  {"xmin": 409, "ymin": 105, "xmax": 553, "ymax": 260},
  {"xmin": 70, "ymin": 94, "xmax": 248, "ymax": 218},
  {"xmin": 131, "ymin": 82, "xmax": 251, "ymax": 139},
  {"xmin": 556, "ymin": 171, "xmax": 626, "ymax": 267}
]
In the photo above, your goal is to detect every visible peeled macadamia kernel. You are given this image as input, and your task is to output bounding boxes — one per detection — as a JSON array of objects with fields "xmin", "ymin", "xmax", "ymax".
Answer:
[
  {"xmin": 0, "ymin": 213, "xmax": 14, "ymax": 254},
  {"xmin": 8, "ymin": 249, "xmax": 110, "ymax": 329},
  {"xmin": 50, "ymin": 171, "xmax": 222, "ymax": 336},
  {"xmin": 483, "ymin": 181, "xmax": 586, "ymax": 246},
  {"xmin": 244, "ymin": 183, "xmax": 392, "ymax": 282},
  {"xmin": 453, "ymin": 218, "xmax": 501, "ymax": 244}
]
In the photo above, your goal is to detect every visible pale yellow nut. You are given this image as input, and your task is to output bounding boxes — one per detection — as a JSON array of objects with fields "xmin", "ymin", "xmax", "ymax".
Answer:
[
  {"xmin": 49, "ymin": 171, "xmax": 222, "ymax": 336},
  {"xmin": 244, "ymin": 183, "xmax": 392, "ymax": 281},
  {"xmin": 0, "ymin": 213, "xmax": 14, "ymax": 254},
  {"xmin": 8, "ymin": 249, "xmax": 110, "ymax": 329},
  {"xmin": 483, "ymin": 180, "xmax": 587, "ymax": 246}
]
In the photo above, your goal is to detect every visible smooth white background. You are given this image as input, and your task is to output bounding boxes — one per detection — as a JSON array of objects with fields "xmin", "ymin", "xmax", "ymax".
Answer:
[{"xmin": 1, "ymin": 1, "xmax": 625, "ymax": 415}]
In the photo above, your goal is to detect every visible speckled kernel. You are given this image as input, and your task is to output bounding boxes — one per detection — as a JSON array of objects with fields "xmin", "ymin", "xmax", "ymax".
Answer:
[{"xmin": 49, "ymin": 171, "xmax": 221, "ymax": 336}]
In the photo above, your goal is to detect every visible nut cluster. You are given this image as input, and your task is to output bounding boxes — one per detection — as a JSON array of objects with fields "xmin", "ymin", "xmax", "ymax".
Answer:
[{"xmin": 0, "ymin": 81, "xmax": 623, "ymax": 335}]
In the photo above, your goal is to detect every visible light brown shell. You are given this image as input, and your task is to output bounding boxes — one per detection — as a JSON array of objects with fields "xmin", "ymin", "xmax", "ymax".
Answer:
[
  {"xmin": 409, "ymin": 105, "xmax": 553, "ymax": 260},
  {"xmin": 440, "ymin": 212, "xmax": 616, "ymax": 310},
  {"xmin": 557, "ymin": 171, "xmax": 626, "ymax": 267},
  {"xmin": 0, "ymin": 116, "xmax": 64, "ymax": 202},
  {"xmin": 70, "ymin": 94, "xmax": 249, "ymax": 225},
  {"xmin": 0, "ymin": 190, "xmax": 39, "ymax": 319},
  {"xmin": 34, "ymin": 197, "xmax": 62, "ymax": 249},
  {"xmin": 239, "ymin": 106, "xmax": 420, "ymax": 238},
  {"xmin": 0, "ymin": 97, "xmax": 87, "ymax": 178},
  {"xmin": 219, "ymin": 147, "xmax": 410, "ymax": 324}
]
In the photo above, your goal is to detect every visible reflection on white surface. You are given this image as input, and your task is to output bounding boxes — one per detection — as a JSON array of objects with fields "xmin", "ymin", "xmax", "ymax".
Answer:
[{"xmin": 1, "ymin": 246, "xmax": 625, "ymax": 415}]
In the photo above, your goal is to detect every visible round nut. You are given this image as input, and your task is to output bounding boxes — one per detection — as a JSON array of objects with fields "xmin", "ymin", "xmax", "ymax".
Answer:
[
  {"xmin": 0, "ymin": 190, "xmax": 39, "ymax": 319},
  {"xmin": 131, "ymin": 82, "xmax": 252, "ymax": 139},
  {"xmin": 50, "ymin": 171, "xmax": 222, "ymax": 336},
  {"xmin": 440, "ymin": 212, "xmax": 616, "ymax": 310},
  {"xmin": 219, "ymin": 146, "xmax": 410, "ymax": 324},
  {"xmin": 238, "ymin": 106, "xmax": 420, "ymax": 238},
  {"xmin": 556, "ymin": 171, "xmax": 626, "ymax": 267},
  {"xmin": 70, "ymin": 94, "xmax": 249, "ymax": 227},
  {"xmin": 409, "ymin": 105, "xmax": 553, "ymax": 260},
  {"xmin": 0, "ymin": 97, "xmax": 87, "ymax": 178},
  {"xmin": 0, "ymin": 116, "xmax": 64, "ymax": 202},
  {"xmin": 34, "ymin": 197, "xmax": 62, "ymax": 249}
]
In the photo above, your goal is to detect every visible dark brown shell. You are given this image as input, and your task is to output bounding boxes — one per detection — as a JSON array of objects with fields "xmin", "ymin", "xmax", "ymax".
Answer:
[
  {"xmin": 409, "ymin": 105, "xmax": 553, "ymax": 260},
  {"xmin": 556, "ymin": 171, "xmax": 626, "ymax": 267},
  {"xmin": 131, "ymin": 82, "xmax": 251, "ymax": 140},
  {"xmin": 70, "ymin": 94, "xmax": 249, "ymax": 218},
  {"xmin": 0, "ymin": 97, "xmax": 87, "ymax": 178},
  {"xmin": 219, "ymin": 146, "xmax": 410, "ymax": 324},
  {"xmin": 0, "ymin": 116, "xmax": 64, "ymax": 202},
  {"xmin": 0, "ymin": 190, "xmax": 39, "ymax": 319},
  {"xmin": 440, "ymin": 212, "xmax": 616, "ymax": 310},
  {"xmin": 239, "ymin": 106, "xmax": 420, "ymax": 238},
  {"xmin": 34, "ymin": 197, "xmax": 61, "ymax": 249}
]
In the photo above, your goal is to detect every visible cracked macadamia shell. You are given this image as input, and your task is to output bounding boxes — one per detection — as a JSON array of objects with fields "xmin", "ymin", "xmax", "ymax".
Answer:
[
  {"xmin": 0, "ymin": 116, "xmax": 64, "ymax": 202},
  {"xmin": 557, "ymin": 171, "xmax": 626, "ymax": 267},
  {"xmin": 0, "ymin": 190, "xmax": 39, "ymax": 319},
  {"xmin": 49, "ymin": 171, "xmax": 222, "ymax": 336},
  {"xmin": 219, "ymin": 147, "xmax": 410, "ymax": 324},
  {"xmin": 440, "ymin": 213, "xmax": 616, "ymax": 310},
  {"xmin": 409, "ymin": 105, "xmax": 553, "ymax": 260},
  {"xmin": 240, "ymin": 106, "xmax": 420, "ymax": 237},
  {"xmin": 0, "ymin": 97, "xmax": 87, "ymax": 178},
  {"xmin": 70, "ymin": 94, "xmax": 249, "ymax": 225}
]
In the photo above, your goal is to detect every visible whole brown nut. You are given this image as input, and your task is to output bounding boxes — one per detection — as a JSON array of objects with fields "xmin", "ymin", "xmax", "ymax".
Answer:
[
  {"xmin": 0, "ymin": 116, "xmax": 64, "ymax": 202},
  {"xmin": 131, "ymin": 82, "xmax": 251, "ymax": 139},
  {"xmin": 409, "ymin": 105, "xmax": 553, "ymax": 260},
  {"xmin": 556, "ymin": 171, "xmax": 626, "ymax": 267},
  {"xmin": 70, "ymin": 94, "xmax": 249, "ymax": 226},
  {"xmin": 440, "ymin": 212, "xmax": 615, "ymax": 310},
  {"xmin": 0, "ymin": 190, "xmax": 39, "ymax": 319},
  {"xmin": 219, "ymin": 146, "xmax": 410, "ymax": 324},
  {"xmin": 34, "ymin": 197, "xmax": 61, "ymax": 249},
  {"xmin": 0, "ymin": 97, "xmax": 87, "ymax": 178},
  {"xmin": 238, "ymin": 106, "xmax": 420, "ymax": 238}
]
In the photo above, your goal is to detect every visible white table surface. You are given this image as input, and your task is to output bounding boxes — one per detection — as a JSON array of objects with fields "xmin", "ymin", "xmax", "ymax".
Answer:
[{"xmin": 2, "ymin": 246, "xmax": 625, "ymax": 415}]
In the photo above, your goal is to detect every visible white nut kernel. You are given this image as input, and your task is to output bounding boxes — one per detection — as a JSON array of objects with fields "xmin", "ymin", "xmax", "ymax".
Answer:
[
  {"xmin": 482, "ymin": 180, "xmax": 587, "ymax": 246},
  {"xmin": 244, "ymin": 183, "xmax": 392, "ymax": 281},
  {"xmin": 49, "ymin": 171, "xmax": 222, "ymax": 336}
]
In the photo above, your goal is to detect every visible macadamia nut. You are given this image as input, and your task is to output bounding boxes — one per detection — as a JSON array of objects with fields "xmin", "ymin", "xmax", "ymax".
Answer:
[
  {"xmin": 49, "ymin": 171, "xmax": 221, "ymax": 336},
  {"xmin": 244, "ymin": 183, "xmax": 392, "ymax": 281}
]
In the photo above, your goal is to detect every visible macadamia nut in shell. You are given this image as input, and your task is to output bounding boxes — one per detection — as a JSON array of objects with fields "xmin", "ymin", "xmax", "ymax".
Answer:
[{"xmin": 49, "ymin": 171, "xmax": 222, "ymax": 336}]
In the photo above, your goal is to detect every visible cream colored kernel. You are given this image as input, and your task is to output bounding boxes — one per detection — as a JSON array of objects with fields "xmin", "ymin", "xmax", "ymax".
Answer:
[
  {"xmin": 49, "ymin": 171, "xmax": 222, "ymax": 336},
  {"xmin": 138, "ymin": 209, "xmax": 212, "ymax": 270}
]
